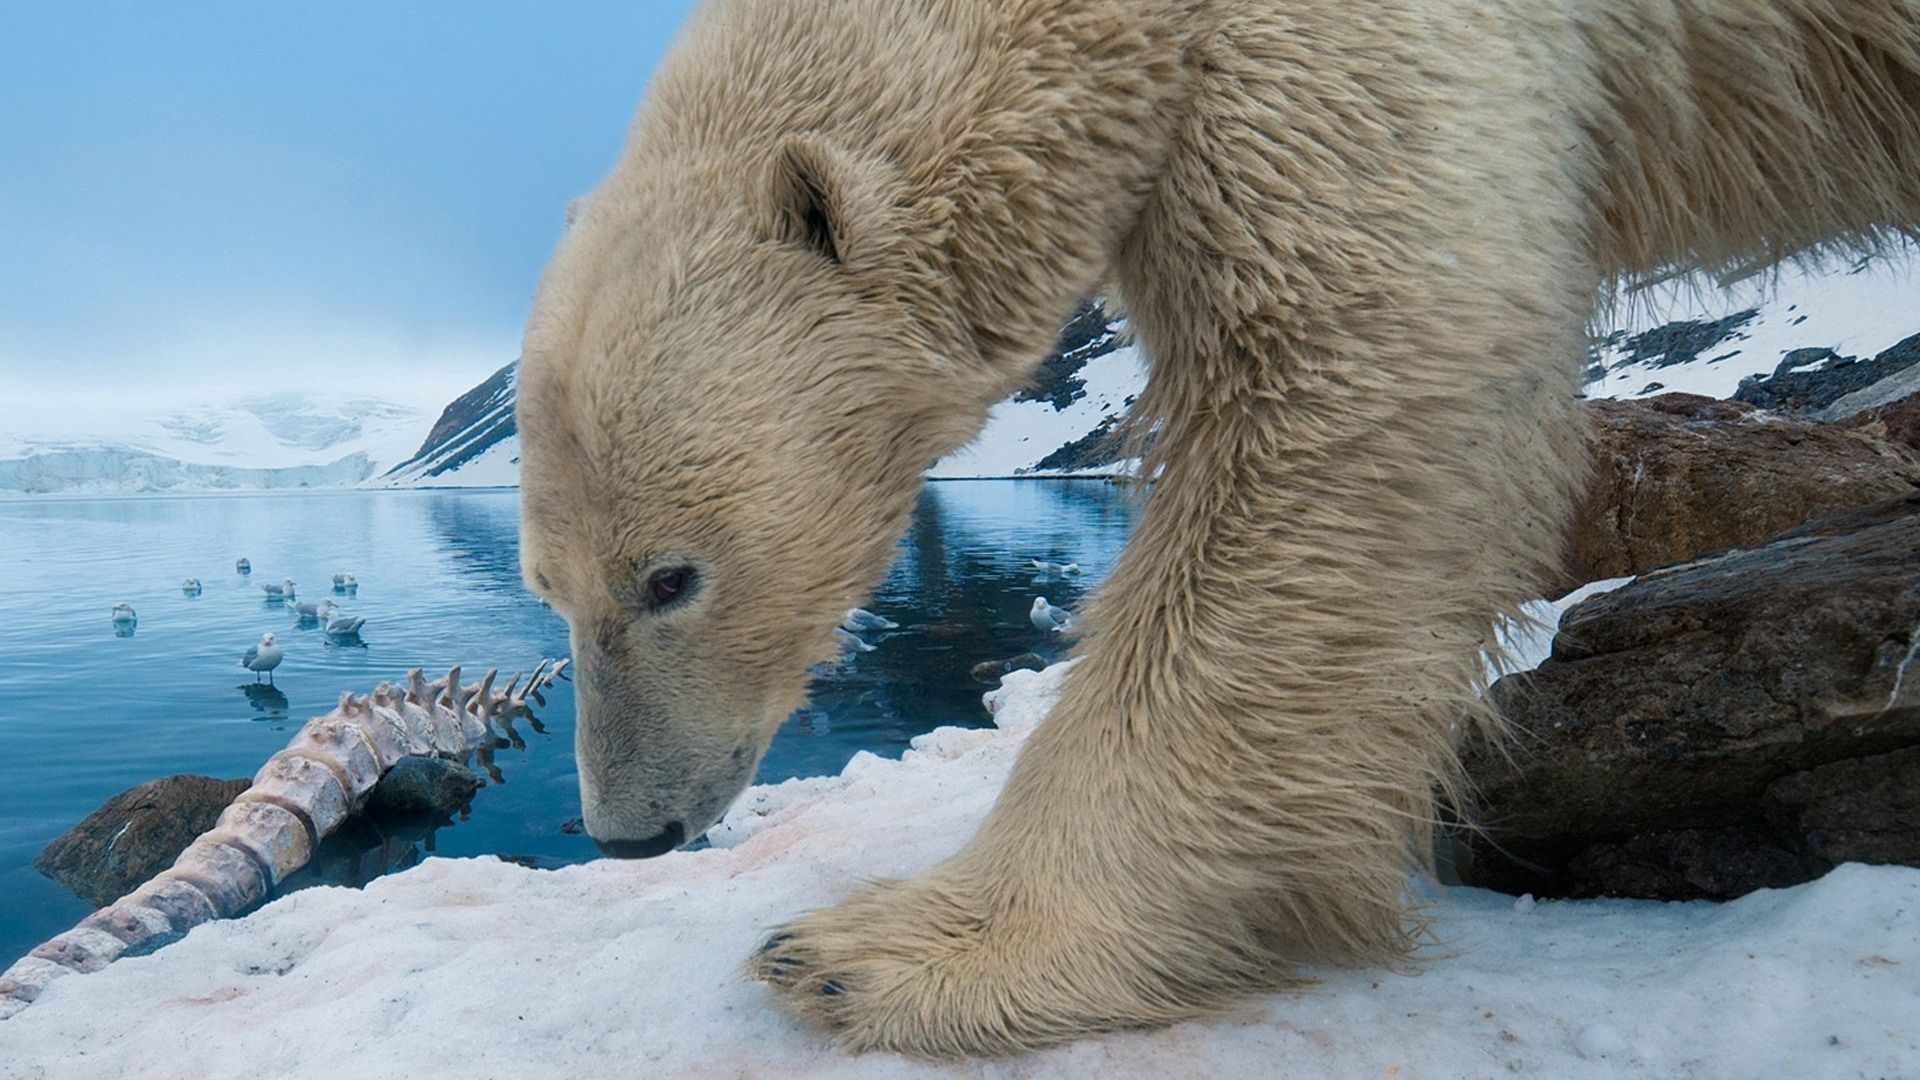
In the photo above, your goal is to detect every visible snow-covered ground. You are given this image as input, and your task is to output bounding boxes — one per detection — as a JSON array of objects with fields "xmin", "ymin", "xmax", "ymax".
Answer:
[
  {"xmin": 2, "ymin": 662, "xmax": 1914, "ymax": 1078},
  {"xmin": 0, "ymin": 393, "xmax": 432, "ymax": 497}
]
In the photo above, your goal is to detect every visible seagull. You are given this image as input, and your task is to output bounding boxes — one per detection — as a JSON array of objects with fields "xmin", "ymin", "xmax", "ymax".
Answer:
[
  {"xmin": 834, "ymin": 627, "xmax": 876, "ymax": 654},
  {"xmin": 319, "ymin": 601, "xmax": 365, "ymax": 637},
  {"xmin": 235, "ymin": 558, "xmax": 251, "ymax": 575},
  {"xmin": 111, "ymin": 603, "xmax": 137, "ymax": 625},
  {"xmin": 1028, "ymin": 559, "xmax": 1082, "ymax": 577},
  {"xmin": 240, "ymin": 632, "xmax": 284, "ymax": 684},
  {"xmin": 181, "ymin": 578, "xmax": 203, "ymax": 596},
  {"xmin": 1030, "ymin": 596, "xmax": 1074, "ymax": 634},
  {"xmin": 332, "ymin": 573, "xmax": 358, "ymax": 594},
  {"xmin": 262, "ymin": 579, "xmax": 296, "ymax": 603},
  {"xmin": 840, "ymin": 607, "xmax": 899, "ymax": 633},
  {"xmin": 292, "ymin": 597, "xmax": 324, "ymax": 620}
]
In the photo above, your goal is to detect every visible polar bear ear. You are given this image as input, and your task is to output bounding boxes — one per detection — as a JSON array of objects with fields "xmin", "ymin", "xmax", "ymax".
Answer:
[{"xmin": 768, "ymin": 138, "xmax": 850, "ymax": 266}]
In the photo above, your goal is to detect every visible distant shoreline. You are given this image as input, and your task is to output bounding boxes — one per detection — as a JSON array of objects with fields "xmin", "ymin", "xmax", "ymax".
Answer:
[{"xmin": 0, "ymin": 474, "xmax": 1140, "ymax": 501}]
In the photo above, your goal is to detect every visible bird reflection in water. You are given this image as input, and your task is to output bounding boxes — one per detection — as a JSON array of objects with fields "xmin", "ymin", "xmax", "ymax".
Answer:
[{"xmin": 238, "ymin": 682, "xmax": 290, "ymax": 724}]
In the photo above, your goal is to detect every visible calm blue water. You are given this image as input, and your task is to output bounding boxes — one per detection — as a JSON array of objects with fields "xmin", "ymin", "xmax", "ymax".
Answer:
[{"xmin": 0, "ymin": 482, "xmax": 1139, "ymax": 967}]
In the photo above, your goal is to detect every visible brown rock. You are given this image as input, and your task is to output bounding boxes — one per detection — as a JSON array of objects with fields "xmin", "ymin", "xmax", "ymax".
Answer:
[
  {"xmin": 1561, "ymin": 394, "xmax": 1920, "ymax": 592},
  {"xmin": 35, "ymin": 775, "xmax": 251, "ymax": 907},
  {"xmin": 1766, "ymin": 747, "xmax": 1920, "ymax": 866},
  {"xmin": 1461, "ymin": 492, "xmax": 1920, "ymax": 900}
]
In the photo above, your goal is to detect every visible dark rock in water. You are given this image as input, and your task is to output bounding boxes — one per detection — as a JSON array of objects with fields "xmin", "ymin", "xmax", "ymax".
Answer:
[
  {"xmin": 1560, "ymin": 394, "xmax": 1920, "ymax": 591},
  {"xmin": 1461, "ymin": 492, "xmax": 1920, "ymax": 900},
  {"xmin": 365, "ymin": 757, "xmax": 481, "ymax": 818},
  {"xmin": 1733, "ymin": 332, "xmax": 1920, "ymax": 414},
  {"xmin": 969, "ymin": 652, "xmax": 1050, "ymax": 685},
  {"xmin": 35, "ymin": 775, "xmax": 250, "ymax": 907}
]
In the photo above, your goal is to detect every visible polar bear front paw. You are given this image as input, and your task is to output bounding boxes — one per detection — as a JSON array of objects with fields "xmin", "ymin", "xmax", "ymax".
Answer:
[{"xmin": 749, "ymin": 869, "xmax": 1222, "ymax": 1058}]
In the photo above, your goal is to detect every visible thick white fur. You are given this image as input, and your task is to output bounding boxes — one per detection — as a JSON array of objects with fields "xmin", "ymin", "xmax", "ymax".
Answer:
[{"xmin": 516, "ymin": 0, "xmax": 1920, "ymax": 1057}]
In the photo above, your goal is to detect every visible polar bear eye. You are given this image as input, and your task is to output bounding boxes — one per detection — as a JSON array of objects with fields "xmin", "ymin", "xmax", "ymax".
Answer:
[{"xmin": 644, "ymin": 566, "xmax": 696, "ymax": 612}]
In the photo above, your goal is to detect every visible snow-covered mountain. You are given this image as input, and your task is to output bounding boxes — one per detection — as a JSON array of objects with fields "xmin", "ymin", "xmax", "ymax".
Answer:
[
  {"xmin": 0, "ymin": 393, "xmax": 432, "ymax": 496},
  {"xmin": 18, "ymin": 249, "xmax": 1907, "ymax": 497},
  {"xmin": 1587, "ymin": 249, "xmax": 1918, "ymax": 403},
  {"xmin": 375, "ymin": 362, "xmax": 519, "ymax": 488},
  {"xmin": 391, "ymin": 249, "xmax": 1917, "ymax": 489},
  {"xmin": 381, "ymin": 300, "xmax": 1149, "ymax": 489}
]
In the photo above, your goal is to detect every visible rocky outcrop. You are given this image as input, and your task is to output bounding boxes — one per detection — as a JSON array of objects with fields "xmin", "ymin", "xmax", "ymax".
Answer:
[
  {"xmin": 1734, "ymin": 333, "xmax": 1920, "ymax": 414},
  {"xmin": 380, "ymin": 361, "xmax": 519, "ymax": 485},
  {"xmin": 1562, "ymin": 394, "xmax": 1920, "ymax": 589},
  {"xmin": 34, "ymin": 776, "xmax": 250, "ymax": 908},
  {"xmin": 1461, "ymin": 493, "xmax": 1920, "ymax": 900}
]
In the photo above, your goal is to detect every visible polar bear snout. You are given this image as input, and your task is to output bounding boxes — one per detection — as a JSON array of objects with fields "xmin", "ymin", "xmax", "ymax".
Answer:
[
  {"xmin": 572, "ymin": 651, "xmax": 768, "ymax": 856},
  {"xmin": 592, "ymin": 821, "xmax": 685, "ymax": 860}
]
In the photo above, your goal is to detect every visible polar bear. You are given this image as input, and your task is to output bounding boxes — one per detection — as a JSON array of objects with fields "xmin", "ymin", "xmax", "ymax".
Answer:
[{"xmin": 515, "ymin": 0, "xmax": 1920, "ymax": 1057}]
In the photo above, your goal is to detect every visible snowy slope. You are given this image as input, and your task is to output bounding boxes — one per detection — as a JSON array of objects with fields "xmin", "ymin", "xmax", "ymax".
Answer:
[
  {"xmin": 1587, "ymin": 247, "xmax": 1920, "ymax": 401},
  {"xmin": 2, "ymin": 662, "xmax": 1914, "ymax": 1078},
  {"xmin": 374, "ymin": 362, "xmax": 519, "ymax": 488},
  {"xmin": 0, "ymin": 393, "xmax": 432, "ymax": 496},
  {"xmin": 389, "ymin": 304, "xmax": 1146, "ymax": 488},
  {"xmin": 927, "ymin": 341, "xmax": 1146, "ymax": 478},
  {"xmin": 389, "ymin": 250, "xmax": 1918, "ymax": 489}
]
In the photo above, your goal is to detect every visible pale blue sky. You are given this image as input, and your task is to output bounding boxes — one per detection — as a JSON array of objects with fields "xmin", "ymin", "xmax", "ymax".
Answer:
[{"xmin": 0, "ymin": 1, "xmax": 700, "ymax": 413}]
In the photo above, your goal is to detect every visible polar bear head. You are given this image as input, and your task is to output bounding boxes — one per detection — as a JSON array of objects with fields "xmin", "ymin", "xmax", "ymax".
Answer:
[{"xmin": 517, "ymin": 137, "xmax": 1008, "ymax": 856}]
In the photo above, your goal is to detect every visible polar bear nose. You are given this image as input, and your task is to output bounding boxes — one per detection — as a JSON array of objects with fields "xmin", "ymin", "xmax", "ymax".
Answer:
[{"xmin": 592, "ymin": 820, "xmax": 686, "ymax": 860}]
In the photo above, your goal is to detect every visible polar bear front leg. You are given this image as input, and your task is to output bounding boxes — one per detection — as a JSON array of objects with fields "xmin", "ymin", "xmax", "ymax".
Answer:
[
  {"xmin": 750, "ymin": 348, "xmax": 1583, "ymax": 1056},
  {"xmin": 753, "ymin": 8, "xmax": 1602, "ymax": 1054},
  {"xmin": 751, "ymin": 628, "xmax": 1324, "ymax": 1056}
]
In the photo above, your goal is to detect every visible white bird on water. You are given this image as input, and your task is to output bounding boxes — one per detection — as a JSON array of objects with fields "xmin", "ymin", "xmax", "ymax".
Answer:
[
  {"xmin": 240, "ymin": 632, "xmax": 284, "ymax": 683},
  {"xmin": 262, "ymin": 579, "xmax": 296, "ymax": 603},
  {"xmin": 840, "ymin": 607, "xmax": 898, "ymax": 633},
  {"xmin": 110, "ymin": 603, "xmax": 137, "ymax": 625},
  {"xmin": 833, "ymin": 627, "xmax": 876, "ymax": 654},
  {"xmin": 1030, "ymin": 596, "xmax": 1073, "ymax": 634},
  {"xmin": 181, "ymin": 578, "xmax": 203, "ymax": 596},
  {"xmin": 318, "ymin": 601, "xmax": 365, "ymax": 637},
  {"xmin": 292, "ymin": 597, "xmax": 324, "ymax": 620},
  {"xmin": 235, "ymin": 558, "xmax": 251, "ymax": 575},
  {"xmin": 1028, "ymin": 559, "xmax": 1082, "ymax": 577},
  {"xmin": 332, "ymin": 573, "xmax": 358, "ymax": 594}
]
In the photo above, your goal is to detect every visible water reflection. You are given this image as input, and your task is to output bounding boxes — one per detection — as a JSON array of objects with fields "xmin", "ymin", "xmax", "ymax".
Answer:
[
  {"xmin": 238, "ymin": 683, "xmax": 290, "ymax": 723},
  {"xmin": 0, "ymin": 482, "xmax": 1138, "ymax": 966}
]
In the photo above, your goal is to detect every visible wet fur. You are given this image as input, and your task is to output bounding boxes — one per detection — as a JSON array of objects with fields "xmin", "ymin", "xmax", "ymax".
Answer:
[{"xmin": 517, "ymin": 0, "xmax": 1920, "ymax": 1058}]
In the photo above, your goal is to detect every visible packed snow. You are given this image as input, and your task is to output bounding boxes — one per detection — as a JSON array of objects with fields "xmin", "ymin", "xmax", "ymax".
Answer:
[{"xmin": 2, "ymin": 661, "xmax": 1914, "ymax": 1078}]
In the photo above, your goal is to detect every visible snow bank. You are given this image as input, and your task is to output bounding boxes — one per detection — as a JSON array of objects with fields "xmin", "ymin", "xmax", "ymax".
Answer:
[{"xmin": 2, "ymin": 662, "xmax": 1915, "ymax": 1078}]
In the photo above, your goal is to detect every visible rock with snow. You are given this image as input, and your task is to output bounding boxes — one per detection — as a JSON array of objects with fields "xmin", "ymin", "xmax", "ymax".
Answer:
[
  {"xmin": 2, "ymin": 664, "xmax": 1916, "ymax": 1078},
  {"xmin": 33, "ymin": 775, "xmax": 250, "ymax": 908},
  {"xmin": 1561, "ymin": 393, "xmax": 1920, "ymax": 590},
  {"xmin": 1734, "ymin": 333, "xmax": 1920, "ymax": 415},
  {"xmin": 1585, "ymin": 249, "xmax": 1920, "ymax": 402},
  {"xmin": 1464, "ymin": 493, "xmax": 1920, "ymax": 900},
  {"xmin": 377, "ymin": 361, "xmax": 520, "ymax": 488}
]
